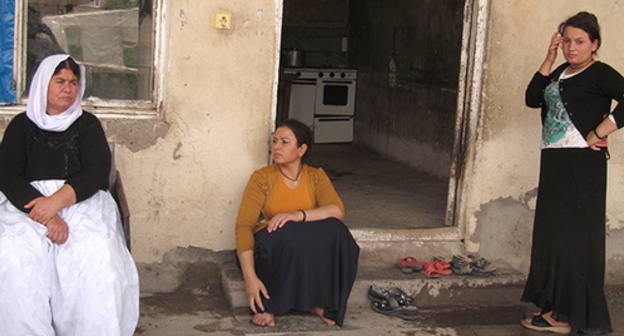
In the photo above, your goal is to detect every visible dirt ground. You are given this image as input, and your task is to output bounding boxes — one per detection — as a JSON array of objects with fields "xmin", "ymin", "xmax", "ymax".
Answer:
[{"xmin": 135, "ymin": 261, "xmax": 624, "ymax": 336}]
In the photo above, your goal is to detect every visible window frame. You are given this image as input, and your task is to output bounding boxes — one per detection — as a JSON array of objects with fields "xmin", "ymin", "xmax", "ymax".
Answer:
[{"xmin": 6, "ymin": 0, "xmax": 168, "ymax": 117}]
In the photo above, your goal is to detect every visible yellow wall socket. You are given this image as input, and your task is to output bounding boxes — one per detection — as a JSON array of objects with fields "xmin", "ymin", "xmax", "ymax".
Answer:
[{"xmin": 215, "ymin": 13, "xmax": 231, "ymax": 30}]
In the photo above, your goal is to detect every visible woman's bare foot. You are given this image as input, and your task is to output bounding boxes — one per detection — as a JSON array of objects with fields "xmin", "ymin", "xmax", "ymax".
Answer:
[
  {"xmin": 310, "ymin": 306, "xmax": 336, "ymax": 326},
  {"xmin": 252, "ymin": 312, "xmax": 275, "ymax": 327}
]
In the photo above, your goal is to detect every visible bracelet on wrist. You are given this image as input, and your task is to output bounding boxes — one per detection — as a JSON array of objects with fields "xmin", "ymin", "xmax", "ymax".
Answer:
[
  {"xmin": 593, "ymin": 129, "xmax": 606, "ymax": 140},
  {"xmin": 298, "ymin": 209, "xmax": 306, "ymax": 222}
]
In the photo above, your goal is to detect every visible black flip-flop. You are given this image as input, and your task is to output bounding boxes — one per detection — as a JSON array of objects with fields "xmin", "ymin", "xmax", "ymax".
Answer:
[{"xmin": 521, "ymin": 314, "xmax": 571, "ymax": 335}]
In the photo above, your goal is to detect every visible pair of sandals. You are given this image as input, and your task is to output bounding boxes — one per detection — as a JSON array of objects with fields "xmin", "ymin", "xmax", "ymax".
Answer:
[
  {"xmin": 432, "ymin": 256, "xmax": 498, "ymax": 275},
  {"xmin": 395, "ymin": 257, "xmax": 452, "ymax": 278},
  {"xmin": 396, "ymin": 256, "xmax": 497, "ymax": 276},
  {"xmin": 367, "ymin": 284, "xmax": 419, "ymax": 320},
  {"xmin": 458, "ymin": 255, "xmax": 497, "ymax": 274},
  {"xmin": 521, "ymin": 312, "xmax": 571, "ymax": 335}
]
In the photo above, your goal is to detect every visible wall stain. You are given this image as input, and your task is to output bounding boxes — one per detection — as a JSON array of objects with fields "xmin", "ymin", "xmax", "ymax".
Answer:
[
  {"xmin": 473, "ymin": 196, "xmax": 534, "ymax": 272},
  {"xmin": 102, "ymin": 119, "xmax": 170, "ymax": 153},
  {"xmin": 173, "ymin": 142, "xmax": 183, "ymax": 160},
  {"xmin": 522, "ymin": 187, "xmax": 538, "ymax": 205}
]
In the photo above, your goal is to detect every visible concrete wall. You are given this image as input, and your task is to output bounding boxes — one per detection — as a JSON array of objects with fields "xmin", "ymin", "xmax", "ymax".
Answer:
[
  {"xmin": 462, "ymin": 0, "xmax": 624, "ymax": 281},
  {"xmin": 107, "ymin": 0, "xmax": 279, "ymax": 264},
  {"xmin": 350, "ymin": 0, "xmax": 465, "ymax": 178}
]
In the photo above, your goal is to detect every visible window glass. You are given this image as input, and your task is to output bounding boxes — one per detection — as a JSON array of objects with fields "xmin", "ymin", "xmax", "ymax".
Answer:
[{"xmin": 27, "ymin": 0, "xmax": 153, "ymax": 101}]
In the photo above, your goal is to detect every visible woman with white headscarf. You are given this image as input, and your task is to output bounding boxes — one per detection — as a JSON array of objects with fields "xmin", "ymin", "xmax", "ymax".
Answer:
[{"xmin": 0, "ymin": 54, "xmax": 139, "ymax": 335}]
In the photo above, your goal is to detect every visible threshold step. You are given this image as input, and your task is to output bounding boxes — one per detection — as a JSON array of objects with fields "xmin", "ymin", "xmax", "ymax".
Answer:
[{"xmin": 221, "ymin": 262, "xmax": 526, "ymax": 309}]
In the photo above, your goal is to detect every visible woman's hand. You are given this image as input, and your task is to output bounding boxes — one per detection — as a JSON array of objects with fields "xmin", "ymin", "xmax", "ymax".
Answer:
[
  {"xmin": 587, "ymin": 131, "xmax": 609, "ymax": 151},
  {"xmin": 546, "ymin": 31, "xmax": 562, "ymax": 64},
  {"xmin": 238, "ymin": 250, "xmax": 269, "ymax": 313},
  {"xmin": 45, "ymin": 215, "xmax": 69, "ymax": 245},
  {"xmin": 25, "ymin": 196, "xmax": 63, "ymax": 225},
  {"xmin": 24, "ymin": 184, "xmax": 76, "ymax": 225},
  {"xmin": 267, "ymin": 211, "xmax": 303, "ymax": 232},
  {"xmin": 539, "ymin": 31, "xmax": 563, "ymax": 76},
  {"xmin": 268, "ymin": 205, "xmax": 344, "ymax": 232},
  {"xmin": 587, "ymin": 119, "xmax": 617, "ymax": 151},
  {"xmin": 244, "ymin": 275, "xmax": 269, "ymax": 313}
]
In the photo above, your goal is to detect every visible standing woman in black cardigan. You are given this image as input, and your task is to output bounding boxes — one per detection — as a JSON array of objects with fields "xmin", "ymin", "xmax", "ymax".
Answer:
[{"xmin": 521, "ymin": 12, "xmax": 624, "ymax": 335}]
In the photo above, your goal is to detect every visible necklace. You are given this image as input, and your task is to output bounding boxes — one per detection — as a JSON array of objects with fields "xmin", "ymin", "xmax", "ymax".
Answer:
[{"xmin": 279, "ymin": 165, "xmax": 303, "ymax": 184}]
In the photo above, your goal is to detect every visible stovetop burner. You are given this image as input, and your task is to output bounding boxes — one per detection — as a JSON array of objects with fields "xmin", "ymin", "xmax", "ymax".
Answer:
[{"xmin": 283, "ymin": 68, "xmax": 357, "ymax": 80}]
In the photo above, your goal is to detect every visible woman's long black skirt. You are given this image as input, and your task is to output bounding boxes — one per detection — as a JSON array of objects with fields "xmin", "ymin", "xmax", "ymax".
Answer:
[
  {"xmin": 253, "ymin": 217, "xmax": 360, "ymax": 326},
  {"xmin": 521, "ymin": 148, "xmax": 611, "ymax": 335}
]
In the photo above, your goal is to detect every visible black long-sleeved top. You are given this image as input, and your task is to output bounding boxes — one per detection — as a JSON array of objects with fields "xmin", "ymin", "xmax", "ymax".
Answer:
[
  {"xmin": 526, "ymin": 61, "xmax": 624, "ymax": 137},
  {"xmin": 0, "ymin": 112, "xmax": 111, "ymax": 213}
]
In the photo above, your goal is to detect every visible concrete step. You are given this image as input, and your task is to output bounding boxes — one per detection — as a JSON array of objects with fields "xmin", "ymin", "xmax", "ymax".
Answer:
[
  {"xmin": 221, "ymin": 261, "xmax": 526, "ymax": 310},
  {"xmin": 221, "ymin": 227, "xmax": 525, "ymax": 310},
  {"xmin": 346, "ymin": 226, "xmax": 475, "ymax": 267}
]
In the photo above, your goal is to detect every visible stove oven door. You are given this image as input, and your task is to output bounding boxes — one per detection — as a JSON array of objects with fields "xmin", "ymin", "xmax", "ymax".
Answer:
[{"xmin": 315, "ymin": 79, "xmax": 356, "ymax": 116}]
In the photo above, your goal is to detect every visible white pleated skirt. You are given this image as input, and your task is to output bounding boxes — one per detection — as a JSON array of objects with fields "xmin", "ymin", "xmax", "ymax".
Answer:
[{"xmin": 0, "ymin": 180, "xmax": 139, "ymax": 336}]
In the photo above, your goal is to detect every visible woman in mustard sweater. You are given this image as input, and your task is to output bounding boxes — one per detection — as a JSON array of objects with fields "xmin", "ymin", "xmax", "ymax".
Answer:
[{"xmin": 235, "ymin": 119, "xmax": 360, "ymax": 327}]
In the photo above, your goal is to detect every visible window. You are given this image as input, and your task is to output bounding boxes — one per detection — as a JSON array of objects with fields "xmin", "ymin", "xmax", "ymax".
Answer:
[{"xmin": 7, "ymin": 0, "xmax": 164, "ymax": 114}]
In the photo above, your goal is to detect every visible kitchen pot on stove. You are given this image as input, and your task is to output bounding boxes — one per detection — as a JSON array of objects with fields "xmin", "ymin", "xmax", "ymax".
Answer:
[{"xmin": 284, "ymin": 49, "xmax": 305, "ymax": 68}]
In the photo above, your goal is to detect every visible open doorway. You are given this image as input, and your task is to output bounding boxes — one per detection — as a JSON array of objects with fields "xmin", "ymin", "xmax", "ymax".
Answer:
[{"xmin": 276, "ymin": 0, "xmax": 470, "ymax": 230}]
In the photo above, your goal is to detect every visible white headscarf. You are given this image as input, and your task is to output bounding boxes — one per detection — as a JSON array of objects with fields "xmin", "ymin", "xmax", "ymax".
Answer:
[{"xmin": 26, "ymin": 54, "xmax": 86, "ymax": 132}]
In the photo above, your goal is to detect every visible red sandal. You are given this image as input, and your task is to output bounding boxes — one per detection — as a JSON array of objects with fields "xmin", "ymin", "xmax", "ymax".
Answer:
[
  {"xmin": 432, "ymin": 259, "xmax": 452, "ymax": 275},
  {"xmin": 419, "ymin": 262, "xmax": 440, "ymax": 278},
  {"xmin": 395, "ymin": 257, "xmax": 425, "ymax": 273}
]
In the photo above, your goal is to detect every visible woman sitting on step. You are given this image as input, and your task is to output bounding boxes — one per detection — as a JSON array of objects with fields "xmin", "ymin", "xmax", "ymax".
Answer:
[{"xmin": 235, "ymin": 119, "xmax": 360, "ymax": 327}]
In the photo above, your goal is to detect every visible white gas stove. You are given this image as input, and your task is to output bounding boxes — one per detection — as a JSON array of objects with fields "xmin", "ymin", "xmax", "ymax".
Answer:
[{"xmin": 283, "ymin": 68, "xmax": 357, "ymax": 143}]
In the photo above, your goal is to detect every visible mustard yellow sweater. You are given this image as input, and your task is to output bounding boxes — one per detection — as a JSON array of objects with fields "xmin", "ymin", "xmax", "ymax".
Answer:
[{"xmin": 235, "ymin": 164, "xmax": 345, "ymax": 255}]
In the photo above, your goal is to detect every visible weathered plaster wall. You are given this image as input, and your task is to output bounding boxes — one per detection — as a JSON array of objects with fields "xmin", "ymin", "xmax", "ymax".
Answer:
[
  {"xmin": 349, "ymin": 0, "xmax": 465, "ymax": 178},
  {"xmin": 464, "ymin": 0, "xmax": 624, "ymax": 281},
  {"xmin": 110, "ymin": 0, "xmax": 278, "ymax": 263}
]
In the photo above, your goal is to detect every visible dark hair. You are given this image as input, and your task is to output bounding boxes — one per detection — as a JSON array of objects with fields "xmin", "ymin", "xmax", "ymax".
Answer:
[
  {"xmin": 53, "ymin": 57, "xmax": 81, "ymax": 79},
  {"xmin": 558, "ymin": 11, "xmax": 601, "ymax": 50},
  {"xmin": 278, "ymin": 119, "xmax": 313, "ymax": 163}
]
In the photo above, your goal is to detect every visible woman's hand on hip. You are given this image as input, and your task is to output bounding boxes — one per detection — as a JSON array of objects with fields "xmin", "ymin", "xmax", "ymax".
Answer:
[
  {"xmin": 587, "ymin": 118, "xmax": 617, "ymax": 151},
  {"xmin": 245, "ymin": 275, "xmax": 269, "ymax": 313},
  {"xmin": 267, "ymin": 211, "xmax": 303, "ymax": 232},
  {"xmin": 587, "ymin": 132, "xmax": 609, "ymax": 151},
  {"xmin": 45, "ymin": 215, "xmax": 69, "ymax": 245}
]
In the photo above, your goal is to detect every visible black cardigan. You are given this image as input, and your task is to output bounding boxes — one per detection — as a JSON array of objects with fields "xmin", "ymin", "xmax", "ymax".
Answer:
[
  {"xmin": 0, "ymin": 112, "xmax": 111, "ymax": 213},
  {"xmin": 525, "ymin": 61, "xmax": 624, "ymax": 137}
]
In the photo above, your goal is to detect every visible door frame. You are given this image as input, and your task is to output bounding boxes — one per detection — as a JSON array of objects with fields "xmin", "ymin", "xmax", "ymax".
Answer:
[{"xmin": 445, "ymin": 0, "xmax": 489, "ymax": 232}]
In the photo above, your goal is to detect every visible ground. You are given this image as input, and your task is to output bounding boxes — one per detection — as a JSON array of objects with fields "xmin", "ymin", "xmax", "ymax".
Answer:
[{"xmin": 135, "ymin": 261, "xmax": 624, "ymax": 336}]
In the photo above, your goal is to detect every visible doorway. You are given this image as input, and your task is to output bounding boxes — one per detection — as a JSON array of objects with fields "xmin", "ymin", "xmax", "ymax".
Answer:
[{"xmin": 276, "ymin": 0, "xmax": 475, "ymax": 230}]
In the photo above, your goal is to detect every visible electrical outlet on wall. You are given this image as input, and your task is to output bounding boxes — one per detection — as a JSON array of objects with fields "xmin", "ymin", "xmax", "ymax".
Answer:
[{"xmin": 215, "ymin": 13, "xmax": 231, "ymax": 30}]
